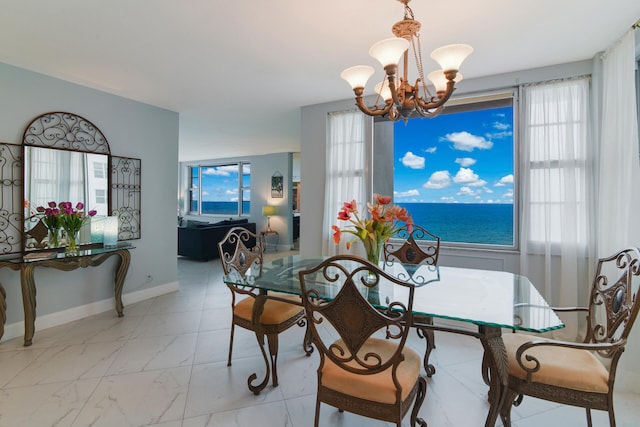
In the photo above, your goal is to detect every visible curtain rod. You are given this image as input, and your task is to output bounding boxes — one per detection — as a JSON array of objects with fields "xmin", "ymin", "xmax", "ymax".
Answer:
[{"xmin": 633, "ymin": 18, "xmax": 640, "ymax": 29}]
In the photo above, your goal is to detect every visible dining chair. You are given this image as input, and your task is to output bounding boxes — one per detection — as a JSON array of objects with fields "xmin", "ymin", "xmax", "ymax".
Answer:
[
  {"xmin": 383, "ymin": 224, "xmax": 441, "ymax": 376},
  {"xmin": 500, "ymin": 246, "xmax": 640, "ymax": 427},
  {"xmin": 298, "ymin": 255, "xmax": 428, "ymax": 427},
  {"xmin": 217, "ymin": 226, "xmax": 308, "ymax": 389}
]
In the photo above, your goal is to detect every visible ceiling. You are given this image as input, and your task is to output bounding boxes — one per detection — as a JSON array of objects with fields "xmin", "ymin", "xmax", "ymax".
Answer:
[{"xmin": 1, "ymin": 0, "xmax": 639, "ymax": 162}]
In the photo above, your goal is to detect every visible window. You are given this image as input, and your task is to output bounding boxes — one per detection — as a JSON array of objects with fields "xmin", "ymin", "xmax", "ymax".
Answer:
[
  {"xmin": 95, "ymin": 188, "xmax": 106, "ymax": 204},
  {"xmin": 521, "ymin": 78, "xmax": 591, "ymax": 248},
  {"xmin": 188, "ymin": 162, "xmax": 251, "ymax": 216},
  {"xmin": 387, "ymin": 92, "xmax": 515, "ymax": 247},
  {"xmin": 93, "ymin": 161, "xmax": 106, "ymax": 179}
]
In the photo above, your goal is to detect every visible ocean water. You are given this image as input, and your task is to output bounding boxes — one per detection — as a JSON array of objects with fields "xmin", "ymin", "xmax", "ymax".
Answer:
[
  {"xmin": 194, "ymin": 201, "xmax": 251, "ymax": 215},
  {"xmin": 195, "ymin": 201, "xmax": 514, "ymax": 246},
  {"xmin": 397, "ymin": 203, "xmax": 514, "ymax": 246}
]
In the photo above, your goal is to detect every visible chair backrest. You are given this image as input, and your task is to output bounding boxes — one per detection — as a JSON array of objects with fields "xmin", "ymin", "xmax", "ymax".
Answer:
[
  {"xmin": 217, "ymin": 226, "xmax": 263, "ymax": 277},
  {"xmin": 298, "ymin": 255, "xmax": 415, "ymax": 376},
  {"xmin": 585, "ymin": 247, "xmax": 640, "ymax": 358},
  {"xmin": 383, "ymin": 224, "xmax": 441, "ymax": 266}
]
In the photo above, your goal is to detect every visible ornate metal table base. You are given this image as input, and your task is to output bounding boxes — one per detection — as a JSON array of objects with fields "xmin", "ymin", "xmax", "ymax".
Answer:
[
  {"xmin": 414, "ymin": 321, "xmax": 508, "ymax": 427},
  {"xmin": 0, "ymin": 248, "xmax": 131, "ymax": 346}
]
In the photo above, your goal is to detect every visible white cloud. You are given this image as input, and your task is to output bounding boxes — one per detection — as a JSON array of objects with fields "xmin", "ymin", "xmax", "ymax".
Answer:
[
  {"xmin": 497, "ymin": 174, "xmax": 514, "ymax": 186},
  {"xmin": 455, "ymin": 157, "xmax": 476, "ymax": 167},
  {"xmin": 440, "ymin": 196, "xmax": 456, "ymax": 202},
  {"xmin": 493, "ymin": 121, "xmax": 510, "ymax": 130},
  {"xmin": 203, "ymin": 165, "xmax": 238, "ymax": 176},
  {"xmin": 457, "ymin": 186, "xmax": 481, "ymax": 197},
  {"xmin": 225, "ymin": 189, "xmax": 238, "ymax": 195},
  {"xmin": 453, "ymin": 168, "xmax": 487, "ymax": 187},
  {"xmin": 483, "ymin": 186, "xmax": 494, "ymax": 194},
  {"xmin": 425, "ymin": 147, "xmax": 437, "ymax": 154},
  {"xmin": 423, "ymin": 170, "xmax": 451, "ymax": 189},
  {"xmin": 394, "ymin": 189, "xmax": 420, "ymax": 198},
  {"xmin": 400, "ymin": 151, "xmax": 425, "ymax": 169},
  {"xmin": 443, "ymin": 131, "xmax": 493, "ymax": 152}
]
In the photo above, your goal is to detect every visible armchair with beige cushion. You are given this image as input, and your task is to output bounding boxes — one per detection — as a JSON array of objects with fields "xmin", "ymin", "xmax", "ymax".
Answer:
[
  {"xmin": 500, "ymin": 247, "xmax": 640, "ymax": 427},
  {"xmin": 298, "ymin": 255, "xmax": 427, "ymax": 427},
  {"xmin": 217, "ymin": 226, "xmax": 309, "ymax": 391},
  {"xmin": 383, "ymin": 224, "xmax": 441, "ymax": 376}
]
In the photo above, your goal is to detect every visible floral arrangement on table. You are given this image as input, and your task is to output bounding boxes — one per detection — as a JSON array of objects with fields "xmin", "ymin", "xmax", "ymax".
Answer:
[
  {"xmin": 332, "ymin": 194, "xmax": 413, "ymax": 265},
  {"xmin": 37, "ymin": 201, "xmax": 97, "ymax": 251}
]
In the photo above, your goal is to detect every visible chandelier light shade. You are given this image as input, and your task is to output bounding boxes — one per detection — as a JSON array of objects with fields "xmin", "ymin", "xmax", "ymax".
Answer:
[{"xmin": 341, "ymin": 0, "xmax": 472, "ymax": 120}]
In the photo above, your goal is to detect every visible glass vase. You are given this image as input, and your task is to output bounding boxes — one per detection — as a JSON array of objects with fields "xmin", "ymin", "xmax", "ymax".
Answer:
[
  {"xmin": 48, "ymin": 227, "xmax": 61, "ymax": 248},
  {"xmin": 65, "ymin": 229, "xmax": 80, "ymax": 255}
]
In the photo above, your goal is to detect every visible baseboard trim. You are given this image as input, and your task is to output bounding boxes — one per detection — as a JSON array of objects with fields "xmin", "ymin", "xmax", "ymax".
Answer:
[{"xmin": 0, "ymin": 281, "xmax": 179, "ymax": 343}]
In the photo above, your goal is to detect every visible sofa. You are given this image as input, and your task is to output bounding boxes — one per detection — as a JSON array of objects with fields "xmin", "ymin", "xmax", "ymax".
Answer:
[{"xmin": 177, "ymin": 218, "xmax": 256, "ymax": 261}]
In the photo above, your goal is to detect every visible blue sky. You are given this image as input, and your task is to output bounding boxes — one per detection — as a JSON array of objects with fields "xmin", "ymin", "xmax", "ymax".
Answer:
[
  {"xmin": 393, "ymin": 106, "xmax": 514, "ymax": 204},
  {"xmin": 200, "ymin": 165, "xmax": 240, "ymax": 202}
]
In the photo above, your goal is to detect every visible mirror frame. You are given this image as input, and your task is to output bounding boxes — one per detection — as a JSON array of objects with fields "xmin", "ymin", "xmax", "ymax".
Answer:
[
  {"xmin": 0, "ymin": 111, "xmax": 141, "ymax": 255},
  {"xmin": 22, "ymin": 112, "xmax": 112, "ymax": 251}
]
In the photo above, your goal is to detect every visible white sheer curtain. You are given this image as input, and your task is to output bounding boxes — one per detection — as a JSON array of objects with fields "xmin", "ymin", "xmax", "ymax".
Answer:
[
  {"xmin": 322, "ymin": 110, "xmax": 367, "ymax": 256},
  {"xmin": 26, "ymin": 147, "xmax": 86, "ymax": 209},
  {"xmin": 520, "ymin": 77, "xmax": 595, "ymax": 338},
  {"xmin": 597, "ymin": 29, "xmax": 639, "ymax": 257}
]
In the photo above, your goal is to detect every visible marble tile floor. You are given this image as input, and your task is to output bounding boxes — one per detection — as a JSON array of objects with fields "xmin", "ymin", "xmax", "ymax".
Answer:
[{"xmin": 0, "ymin": 252, "xmax": 639, "ymax": 426}]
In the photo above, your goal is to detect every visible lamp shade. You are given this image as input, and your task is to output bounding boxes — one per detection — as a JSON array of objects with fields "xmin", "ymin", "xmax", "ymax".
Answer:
[
  {"xmin": 340, "ymin": 65, "xmax": 375, "ymax": 90},
  {"xmin": 374, "ymin": 79, "xmax": 393, "ymax": 101},
  {"xmin": 430, "ymin": 44, "xmax": 473, "ymax": 72},
  {"xmin": 262, "ymin": 205, "xmax": 277, "ymax": 216},
  {"xmin": 369, "ymin": 37, "xmax": 409, "ymax": 68},
  {"xmin": 427, "ymin": 70, "xmax": 463, "ymax": 93}
]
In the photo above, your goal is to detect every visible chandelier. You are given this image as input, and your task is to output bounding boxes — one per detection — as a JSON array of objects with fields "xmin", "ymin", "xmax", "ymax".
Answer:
[{"xmin": 341, "ymin": 0, "xmax": 472, "ymax": 121}]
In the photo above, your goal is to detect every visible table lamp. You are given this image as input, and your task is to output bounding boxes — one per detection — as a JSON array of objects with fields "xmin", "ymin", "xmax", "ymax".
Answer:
[{"xmin": 262, "ymin": 205, "xmax": 277, "ymax": 232}]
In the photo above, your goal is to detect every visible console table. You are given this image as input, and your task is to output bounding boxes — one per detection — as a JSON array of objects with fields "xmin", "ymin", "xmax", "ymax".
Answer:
[{"xmin": 0, "ymin": 243, "xmax": 132, "ymax": 346}]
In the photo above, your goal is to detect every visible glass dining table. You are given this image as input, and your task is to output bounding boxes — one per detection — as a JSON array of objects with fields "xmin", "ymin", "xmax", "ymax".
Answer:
[{"xmin": 223, "ymin": 255, "xmax": 564, "ymax": 427}]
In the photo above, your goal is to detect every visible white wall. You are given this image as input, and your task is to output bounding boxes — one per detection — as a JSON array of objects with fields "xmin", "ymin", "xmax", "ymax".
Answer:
[
  {"xmin": 300, "ymin": 58, "xmax": 640, "ymax": 392},
  {"xmin": 0, "ymin": 62, "xmax": 179, "ymax": 341}
]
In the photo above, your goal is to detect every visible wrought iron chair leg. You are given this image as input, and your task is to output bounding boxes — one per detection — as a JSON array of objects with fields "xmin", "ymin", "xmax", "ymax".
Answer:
[
  {"xmin": 416, "ymin": 326, "xmax": 436, "ymax": 376},
  {"xmin": 607, "ymin": 407, "xmax": 616, "ymax": 427},
  {"xmin": 314, "ymin": 399, "xmax": 321, "ymax": 427},
  {"xmin": 299, "ymin": 318, "xmax": 314, "ymax": 355},
  {"xmin": 267, "ymin": 332, "xmax": 280, "ymax": 387},
  {"xmin": 227, "ymin": 322, "xmax": 235, "ymax": 367},
  {"xmin": 410, "ymin": 376, "xmax": 428, "ymax": 427}
]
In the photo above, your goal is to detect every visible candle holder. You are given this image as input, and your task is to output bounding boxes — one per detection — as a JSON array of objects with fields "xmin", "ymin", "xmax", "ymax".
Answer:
[{"xmin": 103, "ymin": 216, "xmax": 119, "ymax": 247}]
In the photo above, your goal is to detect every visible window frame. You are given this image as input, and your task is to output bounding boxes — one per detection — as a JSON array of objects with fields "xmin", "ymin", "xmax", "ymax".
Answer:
[
  {"xmin": 381, "ymin": 89, "xmax": 519, "ymax": 251},
  {"xmin": 188, "ymin": 162, "xmax": 251, "ymax": 217}
]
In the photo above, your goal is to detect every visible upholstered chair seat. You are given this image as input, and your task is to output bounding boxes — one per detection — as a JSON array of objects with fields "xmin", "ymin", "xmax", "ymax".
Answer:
[
  {"xmin": 502, "ymin": 333, "xmax": 609, "ymax": 393},
  {"xmin": 234, "ymin": 296, "xmax": 304, "ymax": 325},
  {"xmin": 322, "ymin": 338, "xmax": 422, "ymax": 404}
]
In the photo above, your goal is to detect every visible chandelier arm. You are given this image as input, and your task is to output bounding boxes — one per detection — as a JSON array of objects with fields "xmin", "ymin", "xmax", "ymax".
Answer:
[
  {"xmin": 413, "ymin": 80, "xmax": 455, "ymax": 110},
  {"xmin": 354, "ymin": 94, "xmax": 393, "ymax": 117},
  {"xmin": 414, "ymin": 103, "xmax": 444, "ymax": 119}
]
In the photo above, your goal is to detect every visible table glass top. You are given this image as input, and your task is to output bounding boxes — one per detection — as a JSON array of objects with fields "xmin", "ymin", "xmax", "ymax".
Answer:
[
  {"xmin": 0, "ymin": 242, "xmax": 134, "ymax": 264},
  {"xmin": 223, "ymin": 255, "xmax": 564, "ymax": 333}
]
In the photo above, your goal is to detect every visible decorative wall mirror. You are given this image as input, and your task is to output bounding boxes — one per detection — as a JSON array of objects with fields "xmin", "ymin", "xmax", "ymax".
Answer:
[{"xmin": 0, "ymin": 111, "xmax": 141, "ymax": 255}]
